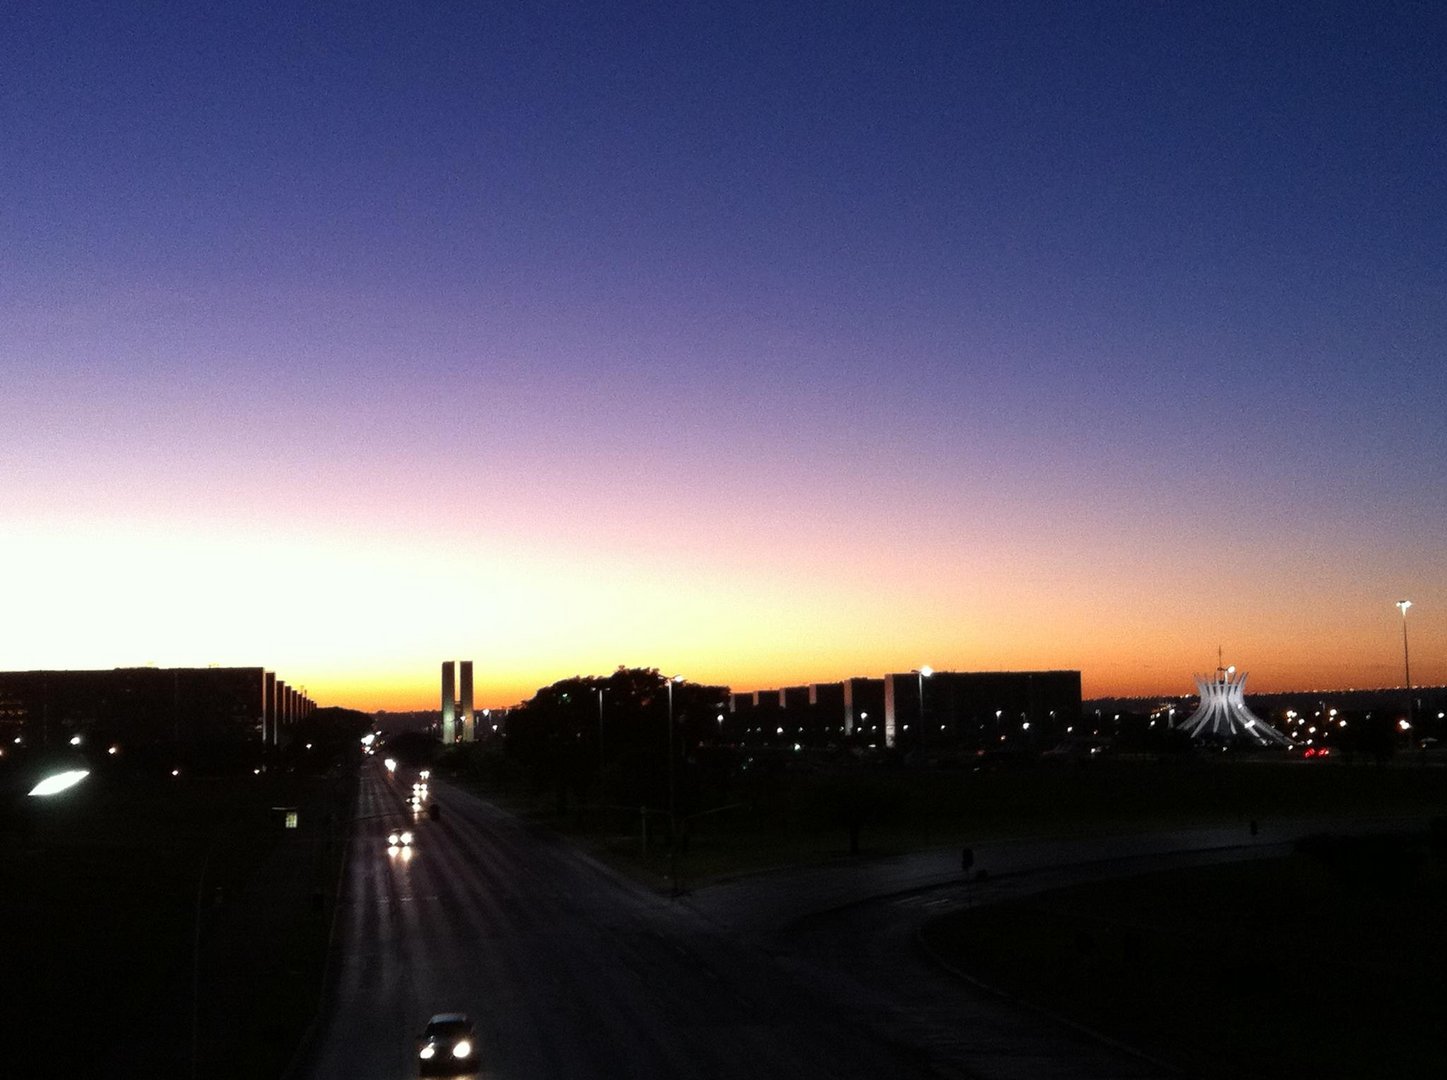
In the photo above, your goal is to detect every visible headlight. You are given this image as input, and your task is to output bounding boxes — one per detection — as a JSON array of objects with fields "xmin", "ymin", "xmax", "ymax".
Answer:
[
  {"xmin": 419, "ymin": 1045, "xmax": 435, "ymax": 1059},
  {"xmin": 452, "ymin": 1040, "xmax": 471, "ymax": 1058},
  {"xmin": 400, "ymin": 830, "xmax": 413, "ymax": 845},
  {"xmin": 387, "ymin": 832, "xmax": 400, "ymax": 845}
]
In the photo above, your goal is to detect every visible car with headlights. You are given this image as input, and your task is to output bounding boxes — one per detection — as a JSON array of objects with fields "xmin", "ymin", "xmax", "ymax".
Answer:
[{"xmin": 417, "ymin": 1012, "xmax": 477, "ymax": 1074}]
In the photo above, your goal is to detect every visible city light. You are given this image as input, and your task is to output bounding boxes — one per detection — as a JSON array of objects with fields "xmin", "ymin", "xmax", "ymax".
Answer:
[{"xmin": 29, "ymin": 769, "xmax": 90, "ymax": 797}]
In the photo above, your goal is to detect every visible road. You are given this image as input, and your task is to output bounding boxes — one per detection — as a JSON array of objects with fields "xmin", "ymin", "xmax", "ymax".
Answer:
[
  {"xmin": 303, "ymin": 763, "xmax": 1421, "ymax": 1080},
  {"xmin": 299, "ymin": 761, "xmax": 955, "ymax": 1079}
]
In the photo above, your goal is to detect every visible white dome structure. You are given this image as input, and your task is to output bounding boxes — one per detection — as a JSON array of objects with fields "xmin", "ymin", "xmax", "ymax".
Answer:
[{"xmin": 1180, "ymin": 665, "xmax": 1293, "ymax": 747}]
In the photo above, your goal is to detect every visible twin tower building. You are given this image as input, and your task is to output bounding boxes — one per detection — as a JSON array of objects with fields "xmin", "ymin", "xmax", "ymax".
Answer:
[{"xmin": 439, "ymin": 660, "xmax": 475, "ymax": 744}]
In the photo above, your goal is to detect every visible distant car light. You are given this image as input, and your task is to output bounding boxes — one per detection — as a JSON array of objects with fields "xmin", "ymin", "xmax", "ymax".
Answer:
[
  {"xmin": 400, "ymin": 830, "xmax": 413, "ymax": 845},
  {"xmin": 388, "ymin": 831, "xmax": 401, "ymax": 845}
]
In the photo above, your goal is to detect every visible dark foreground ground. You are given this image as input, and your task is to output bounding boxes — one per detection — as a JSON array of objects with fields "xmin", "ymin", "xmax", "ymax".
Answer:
[
  {"xmin": 462, "ymin": 749, "xmax": 1447, "ymax": 889},
  {"xmin": 0, "ymin": 763, "xmax": 352, "ymax": 1079},
  {"xmin": 466, "ymin": 752, "xmax": 1447, "ymax": 1079},
  {"xmin": 3, "ymin": 750, "xmax": 1443, "ymax": 1078},
  {"xmin": 920, "ymin": 832, "xmax": 1447, "ymax": 1080}
]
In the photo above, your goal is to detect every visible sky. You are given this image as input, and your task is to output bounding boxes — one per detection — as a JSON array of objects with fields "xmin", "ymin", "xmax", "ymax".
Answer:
[{"xmin": 3, "ymin": 1, "xmax": 1444, "ymax": 711}]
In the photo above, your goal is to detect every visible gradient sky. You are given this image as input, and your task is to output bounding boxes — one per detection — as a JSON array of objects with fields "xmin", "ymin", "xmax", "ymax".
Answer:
[{"xmin": 3, "ymin": 1, "xmax": 1444, "ymax": 711}]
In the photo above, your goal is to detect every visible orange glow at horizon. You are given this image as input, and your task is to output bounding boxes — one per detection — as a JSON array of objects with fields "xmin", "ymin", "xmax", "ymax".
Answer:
[{"xmin": 4, "ymin": 513, "xmax": 1441, "ymax": 713}]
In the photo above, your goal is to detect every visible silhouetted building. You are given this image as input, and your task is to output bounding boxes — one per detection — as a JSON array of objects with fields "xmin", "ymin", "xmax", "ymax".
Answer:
[
  {"xmin": 780, "ymin": 685, "xmax": 810, "ymax": 711},
  {"xmin": 883, "ymin": 670, "xmax": 1082, "ymax": 749},
  {"xmin": 842, "ymin": 677, "xmax": 885, "ymax": 739},
  {"xmin": 0, "ymin": 667, "xmax": 315, "ymax": 751},
  {"xmin": 810, "ymin": 682, "xmax": 844, "ymax": 737}
]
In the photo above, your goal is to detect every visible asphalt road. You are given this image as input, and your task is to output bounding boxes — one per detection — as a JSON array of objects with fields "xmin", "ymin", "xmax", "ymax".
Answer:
[
  {"xmin": 299, "ymin": 761, "xmax": 953, "ymax": 1080},
  {"xmin": 302, "ymin": 764, "xmax": 1423, "ymax": 1080}
]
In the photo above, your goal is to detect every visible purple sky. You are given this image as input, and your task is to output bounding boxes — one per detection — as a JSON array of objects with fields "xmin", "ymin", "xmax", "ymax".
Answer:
[{"xmin": 3, "ymin": 2, "xmax": 1443, "ymax": 708}]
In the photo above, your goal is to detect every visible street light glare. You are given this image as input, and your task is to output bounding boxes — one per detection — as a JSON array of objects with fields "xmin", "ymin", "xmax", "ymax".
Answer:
[
  {"xmin": 1396, "ymin": 599, "xmax": 1412, "ymax": 613},
  {"xmin": 919, "ymin": 665, "xmax": 933, "ymax": 677},
  {"xmin": 28, "ymin": 769, "xmax": 90, "ymax": 797}
]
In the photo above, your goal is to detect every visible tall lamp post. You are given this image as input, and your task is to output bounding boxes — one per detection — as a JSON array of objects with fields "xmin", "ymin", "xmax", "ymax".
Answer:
[
  {"xmin": 1397, "ymin": 600, "xmax": 1413, "ymax": 734},
  {"xmin": 665, "ymin": 673, "xmax": 684, "ymax": 892},
  {"xmin": 912, "ymin": 666, "xmax": 932, "ymax": 752},
  {"xmin": 597, "ymin": 686, "xmax": 606, "ymax": 773}
]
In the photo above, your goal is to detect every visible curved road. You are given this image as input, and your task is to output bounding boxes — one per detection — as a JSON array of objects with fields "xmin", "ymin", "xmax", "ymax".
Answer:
[
  {"xmin": 300, "ymin": 761, "xmax": 948, "ymax": 1079},
  {"xmin": 303, "ymin": 762, "xmax": 1417, "ymax": 1079}
]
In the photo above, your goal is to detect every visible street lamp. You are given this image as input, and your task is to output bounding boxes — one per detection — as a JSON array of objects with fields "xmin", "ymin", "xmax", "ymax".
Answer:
[
  {"xmin": 596, "ymin": 687, "xmax": 606, "ymax": 771},
  {"xmin": 1396, "ymin": 600, "xmax": 1413, "ymax": 730},
  {"xmin": 665, "ymin": 673, "xmax": 683, "ymax": 891},
  {"xmin": 27, "ymin": 768, "xmax": 89, "ymax": 797},
  {"xmin": 912, "ymin": 666, "xmax": 932, "ymax": 751}
]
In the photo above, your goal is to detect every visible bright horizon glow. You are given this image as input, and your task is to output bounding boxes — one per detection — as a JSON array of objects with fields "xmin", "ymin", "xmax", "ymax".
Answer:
[{"xmin": 2, "ymin": 513, "xmax": 1442, "ymax": 711}]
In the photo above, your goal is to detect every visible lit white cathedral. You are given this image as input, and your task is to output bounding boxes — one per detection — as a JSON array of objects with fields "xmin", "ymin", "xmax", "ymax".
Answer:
[{"xmin": 1180, "ymin": 664, "xmax": 1293, "ymax": 747}]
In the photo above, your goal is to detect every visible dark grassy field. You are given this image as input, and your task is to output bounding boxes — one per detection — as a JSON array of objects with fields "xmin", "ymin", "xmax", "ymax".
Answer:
[
  {"xmin": 454, "ymin": 751, "xmax": 1447, "ymax": 888},
  {"xmin": 0, "ymin": 763, "xmax": 352, "ymax": 1079},
  {"xmin": 920, "ymin": 836, "xmax": 1447, "ymax": 1079},
  {"xmin": 464, "ymin": 751, "xmax": 1443, "ymax": 1075}
]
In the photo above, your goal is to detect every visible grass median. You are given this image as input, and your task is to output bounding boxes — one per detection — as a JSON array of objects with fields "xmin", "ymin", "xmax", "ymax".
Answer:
[{"xmin": 443, "ymin": 749, "xmax": 1447, "ymax": 890}]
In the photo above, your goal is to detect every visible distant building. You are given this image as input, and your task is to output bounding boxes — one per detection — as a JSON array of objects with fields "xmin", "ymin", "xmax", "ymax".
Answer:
[
  {"xmin": 883, "ymin": 670, "xmax": 1082, "ymax": 749},
  {"xmin": 0, "ymin": 667, "xmax": 315, "ymax": 750},
  {"xmin": 810, "ymin": 682, "xmax": 845, "ymax": 737},
  {"xmin": 780, "ymin": 685, "xmax": 810, "ymax": 711},
  {"xmin": 1180, "ymin": 665, "xmax": 1291, "ymax": 747},
  {"xmin": 842, "ymin": 677, "xmax": 885, "ymax": 739},
  {"xmin": 440, "ymin": 660, "xmax": 475, "ymax": 744}
]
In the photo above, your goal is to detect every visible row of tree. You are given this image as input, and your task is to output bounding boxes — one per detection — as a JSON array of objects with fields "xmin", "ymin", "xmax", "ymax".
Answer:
[{"xmin": 497, "ymin": 667, "xmax": 728, "ymax": 812}]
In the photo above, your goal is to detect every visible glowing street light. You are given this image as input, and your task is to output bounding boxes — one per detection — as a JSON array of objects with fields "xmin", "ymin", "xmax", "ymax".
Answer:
[
  {"xmin": 913, "ymin": 666, "xmax": 932, "ymax": 749},
  {"xmin": 28, "ymin": 769, "xmax": 90, "ymax": 797},
  {"xmin": 1397, "ymin": 600, "xmax": 1414, "ymax": 730}
]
